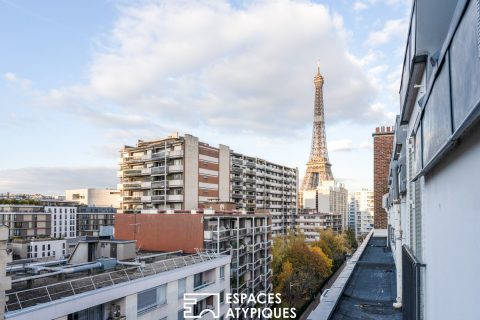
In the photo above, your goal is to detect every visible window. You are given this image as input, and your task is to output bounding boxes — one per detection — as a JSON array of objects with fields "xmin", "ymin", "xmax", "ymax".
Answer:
[
  {"xmin": 220, "ymin": 290, "xmax": 225, "ymax": 304},
  {"xmin": 220, "ymin": 266, "xmax": 225, "ymax": 279},
  {"xmin": 194, "ymin": 273, "xmax": 203, "ymax": 289},
  {"xmin": 137, "ymin": 284, "xmax": 167, "ymax": 314},
  {"xmin": 178, "ymin": 278, "xmax": 186, "ymax": 298}
]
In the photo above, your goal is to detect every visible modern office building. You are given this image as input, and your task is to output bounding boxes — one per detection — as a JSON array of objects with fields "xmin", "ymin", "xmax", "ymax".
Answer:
[
  {"xmin": 4, "ymin": 243, "xmax": 230, "ymax": 320},
  {"xmin": 372, "ymin": 126, "xmax": 394, "ymax": 229},
  {"xmin": 348, "ymin": 189, "xmax": 374, "ymax": 238},
  {"xmin": 115, "ymin": 208, "xmax": 273, "ymax": 305},
  {"xmin": 118, "ymin": 133, "xmax": 297, "ymax": 236},
  {"xmin": 382, "ymin": 1, "xmax": 480, "ymax": 319},
  {"xmin": 65, "ymin": 188, "xmax": 121, "ymax": 208},
  {"xmin": 76, "ymin": 206, "xmax": 116, "ymax": 237}
]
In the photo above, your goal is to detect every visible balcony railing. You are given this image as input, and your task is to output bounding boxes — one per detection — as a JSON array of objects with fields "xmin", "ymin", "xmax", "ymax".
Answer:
[
  {"xmin": 193, "ymin": 280, "xmax": 215, "ymax": 291},
  {"xmin": 168, "ymin": 180, "xmax": 183, "ymax": 187}
]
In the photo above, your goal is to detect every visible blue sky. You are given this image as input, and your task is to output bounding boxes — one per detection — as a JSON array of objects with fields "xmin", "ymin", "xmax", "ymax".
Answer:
[{"xmin": 0, "ymin": 0, "xmax": 410, "ymax": 194}]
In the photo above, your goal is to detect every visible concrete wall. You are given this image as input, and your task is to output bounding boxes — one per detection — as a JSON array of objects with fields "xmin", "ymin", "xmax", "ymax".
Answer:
[
  {"xmin": 422, "ymin": 124, "xmax": 480, "ymax": 320},
  {"xmin": 184, "ymin": 135, "xmax": 199, "ymax": 210},
  {"xmin": 218, "ymin": 144, "xmax": 230, "ymax": 202},
  {"xmin": 115, "ymin": 214, "xmax": 204, "ymax": 253}
]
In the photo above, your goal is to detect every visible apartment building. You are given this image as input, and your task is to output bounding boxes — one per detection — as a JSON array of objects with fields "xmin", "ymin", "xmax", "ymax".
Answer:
[
  {"xmin": 202, "ymin": 212, "xmax": 272, "ymax": 306},
  {"xmin": 76, "ymin": 206, "xmax": 116, "ymax": 237},
  {"xmin": 115, "ymin": 209, "xmax": 273, "ymax": 306},
  {"xmin": 65, "ymin": 188, "xmax": 121, "ymax": 208},
  {"xmin": 301, "ymin": 180, "xmax": 347, "ymax": 232},
  {"xmin": 118, "ymin": 133, "xmax": 297, "ymax": 236},
  {"xmin": 348, "ymin": 189, "xmax": 374, "ymax": 238},
  {"xmin": 230, "ymin": 153, "xmax": 297, "ymax": 236},
  {"xmin": 0, "ymin": 203, "xmax": 77, "ymax": 240},
  {"xmin": 5, "ymin": 245, "xmax": 230, "ymax": 320},
  {"xmin": 295, "ymin": 209, "xmax": 343, "ymax": 241},
  {"xmin": 383, "ymin": 1, "xmax": 480, "ymax": 319}
]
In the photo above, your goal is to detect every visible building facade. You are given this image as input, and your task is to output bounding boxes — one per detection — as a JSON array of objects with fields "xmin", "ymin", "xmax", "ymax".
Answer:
[
  {"xmin": 383, "ymin": 1, "xmax": 480, "ymax": 319},
  {"xmin": 0, "ymin": 225, "xmax": 12, "ymax": 320},
  {"xmin": 372, "ymin": 126, "xmax": 394, "ymax": 229},
  {"xmin": 301, "ymin": 180, "xmax": 347, "ymax": 232},
  {"xmin": 295, "ymin": 209, "xmax": 342, "ymax": 241},
  {"xmin": 9, "ymin": 238, "xmax": 66, "ymax": 260},
  {"xmin": 76, "ymin": 206, "xmax": 115, "ymax": 237},
  {"xmin": 118, "ymin": 133, "xmax": 297, "ymax": 236},
  {"xmin": 65, "ymin": 188, "xmax": 121, "ymax": 208},
  {"xmin": 348, "ymin": 189, "xmax": 374, "ymax": 238}
]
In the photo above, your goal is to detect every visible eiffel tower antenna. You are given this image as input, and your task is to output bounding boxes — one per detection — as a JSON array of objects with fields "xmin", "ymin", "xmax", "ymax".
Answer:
[{"xmin": 301, "ymin": 63, "xmax": 334, "ymax": 190}]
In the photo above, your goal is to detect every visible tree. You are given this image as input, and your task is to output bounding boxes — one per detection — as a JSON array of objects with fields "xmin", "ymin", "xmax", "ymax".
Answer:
[
  {"xmin": 313, "ymin": 229, "xmax": 350, "ymax": 270},
  {"xmin": 272, "ymin": 232, "xmax": 333, "ymax": 311},
  {"xmin": 344, "ymin": 229, "xmax": 358, "ymax": 250}
]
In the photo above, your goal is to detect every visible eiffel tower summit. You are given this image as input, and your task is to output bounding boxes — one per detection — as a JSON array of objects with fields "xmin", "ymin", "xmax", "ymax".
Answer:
[{"xmin": 301, "ymin": 63, "xmax": 334, "ymax": 191}]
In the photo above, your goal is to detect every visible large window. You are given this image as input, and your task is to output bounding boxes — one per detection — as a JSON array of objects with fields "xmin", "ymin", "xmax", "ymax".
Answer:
[
  {"xmin": 68, "ymin": 305, "xmax": 103, "ymax": 320},
  {"xmin": 137, "ymin": 284, "xmax": 167, "ymax": 314}
]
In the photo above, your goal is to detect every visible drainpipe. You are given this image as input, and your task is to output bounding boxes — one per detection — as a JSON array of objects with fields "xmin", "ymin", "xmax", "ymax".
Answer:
[{"xmin": 392, "ymin": 163, "xmax": 402, "ymax": 309}]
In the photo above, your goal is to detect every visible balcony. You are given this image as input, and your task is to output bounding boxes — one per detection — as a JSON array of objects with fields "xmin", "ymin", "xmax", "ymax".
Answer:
[
  {"xmin": 151, "ymin": 151, "xmax": 166, "ymax": 159},
  {"xmin": 122, "ymin": 182, "xmax": 142, "ymax": 190},
  {"xmin": 151, "ymin": 195, "xmax": 166, "ymax": 202},
  {"xmin": 123, "ymin": 196, "xmax": 141, "ymax": 203},
  {"xmin": 169, "ymin": 150, "xmax": 184, "ymax": 158},
  {"xmin": 168, "ymin": 179, "xmax": 183, "ymax": 187},
  {"xmin": 151, "ymin": 181, "xmax": 166, "ymax": 189},
  {"xmin": 168, "ymin": 164, "xmax": 183, "ymax": 172},
  {"xmin": 141, "ymin": 196, "xmax": 151, "ymax": 202},
  {"xmin": 151, "ymin": 166, "xmax": 167, "ymax": 175},
  {"xmin": 168, "ymin": 195, "xmax": 183, "ymax": 202}
]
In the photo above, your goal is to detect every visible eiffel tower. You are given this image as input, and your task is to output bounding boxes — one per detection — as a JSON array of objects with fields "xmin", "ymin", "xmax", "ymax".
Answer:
[{"xmin": 301, "ymin": 64, "xmax": 334, "ymax": 191}]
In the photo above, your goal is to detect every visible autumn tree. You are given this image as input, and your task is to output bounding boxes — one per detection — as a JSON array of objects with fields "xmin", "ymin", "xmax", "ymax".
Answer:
[
  {"xmin": 272, "ymin": 232, "xmax": 332, "ymax": 310},
  {"xmin": 313, "ymin": 229, "xmax": 350, "ymax": 270}
]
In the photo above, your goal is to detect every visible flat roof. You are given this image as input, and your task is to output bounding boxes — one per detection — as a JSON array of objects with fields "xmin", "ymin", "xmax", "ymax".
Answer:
[{"xmin": 329, "ymin": 236, "xmax": 402, "ymax": 320}]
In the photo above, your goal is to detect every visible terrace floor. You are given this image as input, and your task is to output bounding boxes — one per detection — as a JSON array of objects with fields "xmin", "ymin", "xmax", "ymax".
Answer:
[{"xmin": 329, "ymin": 236, "xmax": 402, "ymax": 320}]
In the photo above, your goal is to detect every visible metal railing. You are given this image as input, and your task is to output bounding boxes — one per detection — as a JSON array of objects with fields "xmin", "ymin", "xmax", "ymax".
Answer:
[
  {"xmin": 5, "ymin": 252, "xmax": 222, "ymax": 313},
  {"xmin": 402, "ymin": 245, "xmax": 425, "ymax": 320}
]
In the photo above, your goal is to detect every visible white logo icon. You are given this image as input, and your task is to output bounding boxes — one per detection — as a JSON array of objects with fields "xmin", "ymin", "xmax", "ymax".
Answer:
[{"xmin": 183, "ymin": 293, "xmax": 220, "ymax": 319}]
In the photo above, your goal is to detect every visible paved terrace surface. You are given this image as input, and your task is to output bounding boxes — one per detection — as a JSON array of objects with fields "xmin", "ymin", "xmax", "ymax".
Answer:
[{"xmin": 330, "ymin": 236, "xmax": 401, "ymax": 320}]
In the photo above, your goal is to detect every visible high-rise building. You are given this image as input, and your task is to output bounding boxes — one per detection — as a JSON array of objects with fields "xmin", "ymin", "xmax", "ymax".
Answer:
[
  {"xmin": 372, "ymin": 126, "xmax": 394, "ymax": 229},
  {"xmin": 348, "ymin": 189, "xmax": 374, "ymax": 238},
  {"xmin": 118, "ymin": 133, "xmax": 297, "ymax": 236},
  {"xmin": 65, "ymin": 188, "xmax": 121, "ymax": 208}
]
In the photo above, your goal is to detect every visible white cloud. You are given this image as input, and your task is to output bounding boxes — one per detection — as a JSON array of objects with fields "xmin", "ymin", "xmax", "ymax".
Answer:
[
  {"xmin": 354, "ymin": 2, "xmax": 368, "ymax": 11},
  {"xmin": 6, "ymin": 0, "xmax": 386, "ymax": 138},
  {"xmin": 366, "ymin": 18, "xmax": 407, "ymax": 46},
  {"xmin": 330, "ymin": 139, "xmax": 354, "ymax": 152}
]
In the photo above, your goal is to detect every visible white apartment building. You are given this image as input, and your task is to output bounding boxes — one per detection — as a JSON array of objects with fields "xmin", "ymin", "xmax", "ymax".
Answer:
[
  {"xmin": 301, "ymin": 180, "xmax": 348, "ymax": 232},
  {"xmin": 348, "ymin": 189, "xmax": 374, "ymax": 238},
  {"xmin": 5, "ymin": 251, "xmax": 231, "ymax": 320},
  {"xmin": 45, "ymin": 205, "xmax": 76, "ymax": 239},
  {"xmin": 383, "ymin": 1, "xmax": 480, "ymax": 319},
  {"xmin": 65, "ymin": 188, "xmax": 121, "ymax": 208}
]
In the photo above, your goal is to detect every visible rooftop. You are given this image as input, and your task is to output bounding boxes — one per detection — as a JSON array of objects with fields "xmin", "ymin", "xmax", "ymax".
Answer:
[
  {"xmin": 5, "ymin": 250, "xmax": 225, "ymax": 314},
  {"xmin": 308, "ymin": 231, "xmax": 402, "ymax": 320}
]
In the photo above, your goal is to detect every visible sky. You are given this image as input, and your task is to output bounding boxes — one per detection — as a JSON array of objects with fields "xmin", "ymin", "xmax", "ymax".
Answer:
[{"xmin": 0, "ymin": 0, "xmax": 411, "ymax": 195}]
